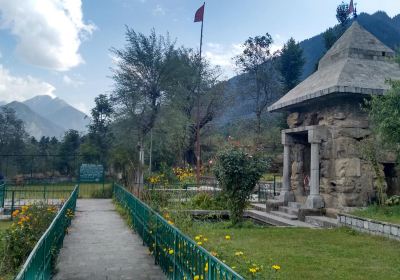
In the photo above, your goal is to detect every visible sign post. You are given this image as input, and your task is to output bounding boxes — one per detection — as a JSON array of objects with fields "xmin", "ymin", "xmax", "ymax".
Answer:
[{"xmin": 79, "ymin": 164, "xmax": 105, "ymax": 195}]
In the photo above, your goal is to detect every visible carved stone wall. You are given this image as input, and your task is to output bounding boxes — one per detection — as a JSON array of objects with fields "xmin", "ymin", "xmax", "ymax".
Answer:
[{"xmin": 286, "ymin": 101, "xmax": 393, "ymax": 209}]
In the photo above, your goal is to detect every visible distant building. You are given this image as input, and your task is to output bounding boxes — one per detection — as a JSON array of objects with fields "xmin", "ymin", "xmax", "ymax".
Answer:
[{"xmin": 268, "ymin": 21, "xmax": 400, "ymax": 210}]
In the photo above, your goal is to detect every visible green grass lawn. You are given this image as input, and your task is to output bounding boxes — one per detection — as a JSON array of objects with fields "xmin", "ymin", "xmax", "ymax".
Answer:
[
  {"xmin": 4, "ymin": 183, "xmax": 112, "ymax": 201},
  {"xmin": 0, "ymin": 220, "xmax": 13, "ymax": 280},
  {"xmin": 183, "ymin": 221, "xmax": 400, "ymax": 280},
  {"xmin": 351, "ymin": 205, "xmax": 400, "ymax": 225}
]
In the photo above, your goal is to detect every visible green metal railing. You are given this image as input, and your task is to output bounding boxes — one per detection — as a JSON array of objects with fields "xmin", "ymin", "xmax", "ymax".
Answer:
[
  {"xmin": 113, "ymin": 183, "xmax": 244, "ymax": 280},
  {"xmin": 0, "ymin": 183, "xmax": 5, "ymax": 208},
  {"xmin": 3, "ymin": 186, "xmax": 75, "ymax": 214},
  {"xmin": 15, "ymin": 185, "xmax": 79, "ymax": 280}
]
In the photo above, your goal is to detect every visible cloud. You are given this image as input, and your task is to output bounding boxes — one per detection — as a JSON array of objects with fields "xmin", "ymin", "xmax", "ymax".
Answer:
[
  {"xmin": 204, "ymin": 43, "xmax": 244, "ymax": 79},
  {"xmin": 0, "ymin": 0, "xmax": 95, "ymax": 71},
  {"xmin": 153, "ymin": 4, "xmax": 166, "ymax": 16},
  {"xmin": 204, "ymin": 39, "xmax": 283, "ymax": 79},
  {"xmin": 0, "ymin": 65, "xmax": 55, "ymax": 103},
  {"xmin": 63, "ymin": 74, "xmax": 83, "ymax": 87}
]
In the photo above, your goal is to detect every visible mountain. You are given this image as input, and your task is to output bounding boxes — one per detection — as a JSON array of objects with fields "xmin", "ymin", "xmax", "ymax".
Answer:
[
  {"xmin": 0, "ymin": 101, "xmax": 5, "ymax": 106},
  {"xmin": 23, "ymin": 95, "xmax": 90, "ymax": 132},
  {"xmin": 300, "ymin": 12, "xmax": 400, "ymax": 79},
  {"xmin": 2, "ymin": 101, "xmax": 65, "ymax": 139}
]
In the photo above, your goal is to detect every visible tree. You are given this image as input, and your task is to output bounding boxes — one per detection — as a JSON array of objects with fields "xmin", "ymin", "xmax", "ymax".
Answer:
[
  {"xmin": 322, "ymin": 2, "xmax": 352, "ymax": 51},
  {"xmin": 213, "ymin": 144, "xmax": 267, "ymax": 225},
  {"xmin": 81, "ymin": 94, "xmax": 113, "ymax": 165},
  {"xmin": 0, "ymin": 107, "xmax": 27, "ymax": 178},
  {"xmin": 367, "ymin": 80, "xmax": 400, "ymax": 150},
  {"xmin": 166, "ymin": 48, "xmax": 225, "ymax": 165},
  {"xmin": 235, "ymin": 34, "xmax": 283, "ymax": 143},
  {"xmin": 336, "ymin": 2, "xmax": 350, "ymax": 25},
  {"xmin": 365, "ymin": 80, "xmax": 400, "ymax": 205},
  {"xmin": 111, "ymin": 28, "xmax": 176, "ymax": 187},
  {"xmin": 322, "ymin": 24, "xmax": 349, "ymax": 51},
  {"xmin": 279, "ymin": 38, "xmax": 305, "ymax": 91},
  {"xmin": 0, "ymin": 107, "xmax": 26, "ymax": 155},
  {"xmin": 57, "ymin": 130, "xmax": 81, "ymax": 175}
]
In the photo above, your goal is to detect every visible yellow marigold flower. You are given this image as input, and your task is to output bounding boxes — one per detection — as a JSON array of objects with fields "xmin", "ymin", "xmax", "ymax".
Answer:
[
  {"xmin": 195, "ymin": 236, "xmax": 201, "ymax": 241},
  {"xmin": 225, "ymin": 235, "xmax": 231, "ymax": 240},
  {"xmin": 194, "ymin": 276, "xmax": 200, "ymax": 280},
  {"xmin": 203, "ymin": 238, "xmax": 208, "ymax": 242},
  {"xmin": 272, "ymin": 264, "xmax": 281, "ymax": 271},
  {"xmin": 204, "ymin": 263, "xmax": 208, "ymax": 272},
  {"xmin": 12, "ymin": 209, "xmax": 20, "ymax": 217},
  {"xmin": 167, "ymin": 220, "xmax": 174, "ymax": 225},
  {"xmin": 168, "ymin": 249, "xmax": 174, "ymax": 255},
  {"xmin": 234, "ymin": 251, "xmax": 244, "ymax": 256},
  {"xmin": 211, "ymin": 251, "xmax": 218, "ymax": 257},
  {"xmin": 197, "ymin": 241, "xmax": 202, "ymax": 246}
]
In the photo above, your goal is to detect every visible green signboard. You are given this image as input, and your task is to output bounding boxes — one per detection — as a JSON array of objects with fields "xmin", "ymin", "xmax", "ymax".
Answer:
[{"xmin": 79, "ymin": 164, "xmax": 104, "ymax": 183}]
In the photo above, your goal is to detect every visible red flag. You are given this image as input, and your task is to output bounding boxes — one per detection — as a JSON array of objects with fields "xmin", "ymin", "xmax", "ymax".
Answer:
[
  {"xmin": 194, "ymin": 4, "xmax": 205, "ymax": 22},
  {"xmin": 348, "ymin": 0, "xmax": 354, "ymax": 15}
]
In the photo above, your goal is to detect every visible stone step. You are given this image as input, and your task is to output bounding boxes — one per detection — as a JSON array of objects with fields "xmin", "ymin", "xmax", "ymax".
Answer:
[
  {"xmin": 265, "ymin": 199, "xmax": 284, "ymax": 211},
  {"xmin": 279, "ymin": 206, "xmax": 299, "ymax": 216},
  {"xmin": 251, "ymin": 203, "xmax": 267, "ymax": 212},
  {"xmin": 305, "ymin": 216, "xmax": 338, "ymax": 228},
  {"xmin": 245, "ymin": 210, "xmax": 316, "ymax": 228},
  {"xmin": 288, "ymin": 202, "xmax": 303, "ymax": 209},
  {"xmin": 270, "ymin": 211, "xmax": 298, "ymax": 220}
]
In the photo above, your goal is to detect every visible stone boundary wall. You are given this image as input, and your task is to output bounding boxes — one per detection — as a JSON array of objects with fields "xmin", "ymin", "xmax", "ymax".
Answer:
[{"xmin": 338, "ymin": 213, "xmax": 400, "ymax": 241}]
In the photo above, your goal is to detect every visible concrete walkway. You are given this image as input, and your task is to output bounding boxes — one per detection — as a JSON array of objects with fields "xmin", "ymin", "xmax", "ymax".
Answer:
[{"xmin": 54, "ymin": 199, "xmax": 165, "ymax": 280}]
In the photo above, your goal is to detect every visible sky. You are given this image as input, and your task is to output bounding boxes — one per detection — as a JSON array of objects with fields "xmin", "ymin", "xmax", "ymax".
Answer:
[{"xmin": 0, "ymin": 0, "xmax": 399, "ymax": 114}]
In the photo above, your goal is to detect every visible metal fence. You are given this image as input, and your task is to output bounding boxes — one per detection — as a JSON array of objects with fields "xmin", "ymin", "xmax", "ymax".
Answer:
[
  {"xmin": 14, "ymin": 185, "xmax": 79, "ymax": 280},
  {"xmin": 113, "ymin": 183, "xmax": 244, "ymax": 280},
  {"xmin": 2, "ymin": 184, "xmax": 75, "ymax": 215},
  {"xmin": 0, "ymin": 183, "xmax": 4, "ymax": 208},
  {"xmin": 252, "ymin": 177, "xmax": 282, "ymax": 203},
  {"xmin": 0, "ymin": 154, "xmax": 83, "ymax": 182}
]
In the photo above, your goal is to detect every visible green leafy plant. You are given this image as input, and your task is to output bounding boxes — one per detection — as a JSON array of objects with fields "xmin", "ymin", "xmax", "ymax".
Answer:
[
  {"xmin": 213, "ymin": 145, "xmax": 268, "ymax": 225},
  {"xmin": 386, "ymin": 195, "xmax": 400, "ymax": 206},
  {"xmin": 0, "ymin": 203, "xmax": 60, "ymax": 274}
]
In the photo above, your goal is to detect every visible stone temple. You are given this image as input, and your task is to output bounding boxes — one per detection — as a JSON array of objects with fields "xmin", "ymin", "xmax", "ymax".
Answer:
[{"xmin": 268, "ymin": 21, "xmax": 400, "ymax": 211}]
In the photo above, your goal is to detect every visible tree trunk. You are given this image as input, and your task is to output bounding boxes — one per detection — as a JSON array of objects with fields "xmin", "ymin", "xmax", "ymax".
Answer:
[
  {"xmin": 255, "ymin": 111, "xmax": 262, "ymax": 146},
  {"xmin": 136, "ymin": 140, "xmax": 145, "ymax": 191}
]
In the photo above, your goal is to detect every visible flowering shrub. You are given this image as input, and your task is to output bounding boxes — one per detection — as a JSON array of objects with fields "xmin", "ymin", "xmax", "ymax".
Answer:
[
  {"xmin": 213, "ymin": 145, "xmax": 268, "ymax": 224},
  {"xmin": 173, "ymin": 167, "xmax": 195, "ymax": 184},
  {"xmin": 0, "ymin": 204, "xmax": 59, "ymax": 274}
]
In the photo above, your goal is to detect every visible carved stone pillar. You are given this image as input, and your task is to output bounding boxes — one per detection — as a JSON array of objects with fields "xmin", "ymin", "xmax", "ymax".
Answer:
[
  {"xmin": 305, "ymin": 127, "xmax": 325, "ymax": 209},
  {"xmin": 279, "ymin": 132, "xmax": 294, "ymax": 204}
]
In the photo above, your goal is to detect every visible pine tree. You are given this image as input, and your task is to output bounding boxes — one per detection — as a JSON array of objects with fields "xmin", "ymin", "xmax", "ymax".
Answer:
[{"xmin": 279, "ymin": 38, "xmax": 305, "ymax": 91}]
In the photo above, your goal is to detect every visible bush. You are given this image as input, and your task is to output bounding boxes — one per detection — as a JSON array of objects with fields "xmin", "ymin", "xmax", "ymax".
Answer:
[
  {"xmin": 213, "ymin": 145, "xmax": 268, "ymax": 225},
  {"xmin": 189, "ymin": 192, "xmax": 229, "ymax": 210},
  {"xmin": 0, "ymin": 203, "xmax": 61, "ymax": 274},
  {"xmin": 385, "ymin": 195, "xmax": 400, "ymax": 206}
]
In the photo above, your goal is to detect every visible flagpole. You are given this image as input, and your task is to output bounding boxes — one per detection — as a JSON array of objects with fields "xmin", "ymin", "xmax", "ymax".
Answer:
[{"xmin": 196, "ymin": 2, "xmax": 205, "ymax": 185}]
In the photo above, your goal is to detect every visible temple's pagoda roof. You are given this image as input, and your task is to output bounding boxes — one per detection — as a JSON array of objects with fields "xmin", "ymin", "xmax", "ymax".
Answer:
[{"xmin": 268, "ymin": 21, "xmax": 400, "ymax": 112}]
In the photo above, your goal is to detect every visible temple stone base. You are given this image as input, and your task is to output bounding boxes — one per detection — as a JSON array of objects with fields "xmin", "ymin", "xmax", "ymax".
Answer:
[{"xmin": 305, "ymin": 194, "xmax": 324, "ymax": 209}]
